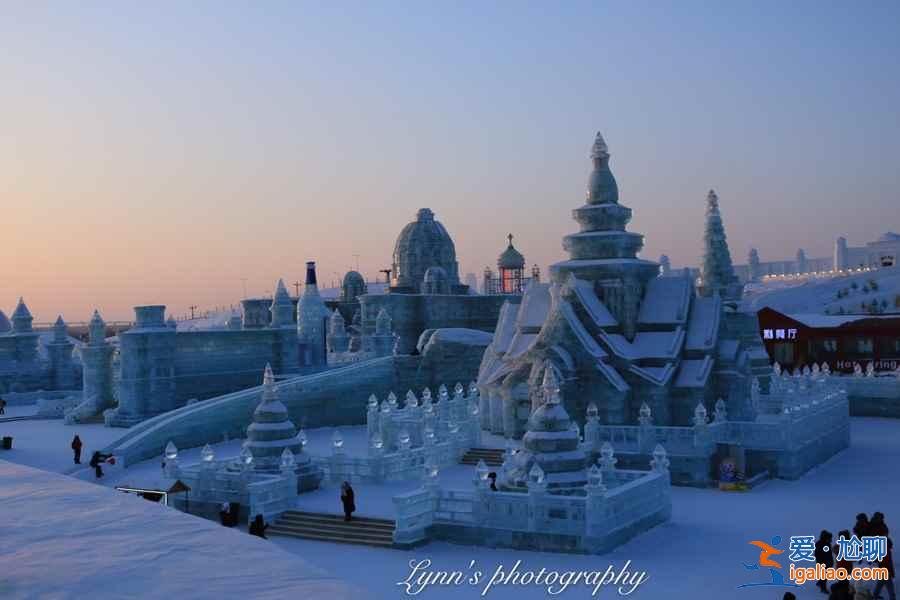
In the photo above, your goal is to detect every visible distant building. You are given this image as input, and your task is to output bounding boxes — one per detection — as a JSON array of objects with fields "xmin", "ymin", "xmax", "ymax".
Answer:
[
  {"xmin": 757, "ymin": 307, "xmax": 900, "ymax": 373},
  {"xmin": 359, "ymin": 208, "xmax": 516, "ymax": 354},
  {"xmin": 478, "ymin": 132, "xmax": 762, "ymax": 434},
  {"xmin": 482, "ymin": 234, "xmax": 540, "ymax": 295}
]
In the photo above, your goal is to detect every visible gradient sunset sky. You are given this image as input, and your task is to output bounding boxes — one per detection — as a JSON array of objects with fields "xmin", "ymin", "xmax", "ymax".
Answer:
[{"xmin": 3, "ymin": 2, "xmax": 899, "ymax": 321}]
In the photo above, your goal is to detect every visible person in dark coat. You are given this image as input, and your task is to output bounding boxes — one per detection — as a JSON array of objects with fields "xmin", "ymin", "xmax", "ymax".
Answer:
[
  {"xmin": 855, "ymin": 513, "xmax": 871, "ymax": 538},
  {"xmin": 829, "ymin": 581, "xmax": 853, "ymax": 600},
  {"xmin": 71, "ymin": 435, "xmax": 83, "ymax": 465},
  {"xmin": 341, "ymin": 481, "xmax": 355, "ymax": 522},
  {"xmin": 874, "ymin": 538, "xmax": 895, "ymax": 600},
  {"xmin": 816, "ymin": 530, "xmax": 835, "ymax": 593},
  {"xmin": 0, "ymin": 397, "xmax": 6, "ymax": 415},
  {"xmin": 88, "ymin": 451, "xmax": 109, "ymax": 479},
  {"xmin": 871, "ymin": 512, "xmax": 890, "ymax": 538},
  {"xmin": 488, "ymin": 472, "xmax": 498, "ymax": 491},
  {"xmin": 249, "ymin": 514, "xmax": 268, "ymax": 539},
  {"xmin": 783, "ymin": 593, "xmax": 797, "ymax": 600}
]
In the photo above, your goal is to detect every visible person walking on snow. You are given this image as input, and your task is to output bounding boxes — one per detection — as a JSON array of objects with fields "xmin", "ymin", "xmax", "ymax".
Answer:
[
  {"xmin": 71, "ymin": 435, "xmax": 83, "ymax": 465},
  {"xmin": 341, "ymin": 481, "xmax": 355, "ymax": 522},
  {"xmin": 249, "ymin": 514, "xmax": 268, "ymax": 539}
]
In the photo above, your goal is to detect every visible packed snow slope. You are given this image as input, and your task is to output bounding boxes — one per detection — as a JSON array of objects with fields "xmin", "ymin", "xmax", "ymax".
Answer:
[
  {"xmin": 742, "ymin": 265, "xmax": 900, "ymax": 314},
  {"xmin": 0, "ymin": 460, "xmax": 368, "ymax": 600}
]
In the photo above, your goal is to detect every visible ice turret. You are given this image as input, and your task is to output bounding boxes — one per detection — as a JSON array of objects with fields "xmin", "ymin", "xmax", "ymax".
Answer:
[
  {"xmin": 53, "ymin": 315, "xmax": 67, "ymax": 343},
  {"xmin": 11, "ymin": 297, "xmax": 33, "ymax": 333},
  {"xmin": 327, "ymin": 309, "xmax": 349, "ymax": 353},
  {"xmin": 270, "ymin": 278, "xmax": 294, "ymax": 328},
  {"xmin": 71, "ymin": 309, "xmax": 115, "ymax": 423},
  {"xmin": 659, "ymin": 255, "xmax": 671, "ymax": 276},
  {"xmin": 364, "ymin": 308, "xmax": 394, "ymax": 357},
  {"xmin": 47, "ymin": 315, "xmax": 76, "ymax": 390},
  {"xmin": 88, "ymin": 310, "xmax": 106, "ymax": 344}
]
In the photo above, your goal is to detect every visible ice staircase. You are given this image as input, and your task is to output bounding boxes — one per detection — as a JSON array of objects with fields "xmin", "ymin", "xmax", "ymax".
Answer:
[
  {"xmin": 460, "ymin": 447, "xmax": 504, "ymax": 467},
  {"xmin": 267, "ymin": 510, "xmax": 396, "ymax": 548}
]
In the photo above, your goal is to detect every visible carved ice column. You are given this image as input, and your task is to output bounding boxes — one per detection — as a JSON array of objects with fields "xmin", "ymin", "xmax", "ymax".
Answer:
[
  {"xmin": 489, "ymin": 388, "xmax": 504, "ymax": 435},
  {"xmin": 478, "ymin": 385, "xmax": 491, "ymax": 430}
]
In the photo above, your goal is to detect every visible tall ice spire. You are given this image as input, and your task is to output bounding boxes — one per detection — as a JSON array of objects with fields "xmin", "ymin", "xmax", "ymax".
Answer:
[
  {"xmin": 297, "ymin": 261, "xmax": 329, "ymax": 366},
  {"xmin": 700, "ymin": 190, "xmax": 740, "ymax": 300}
]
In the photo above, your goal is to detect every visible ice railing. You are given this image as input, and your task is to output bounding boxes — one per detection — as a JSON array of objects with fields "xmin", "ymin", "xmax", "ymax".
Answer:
[
  {"xmin": 310, "ymin": 383, "xmax": 482, "ymax": 484},
  {"xmin": 163, "ymin": 447, "xmax": 298, "ymax": 524},
  {"xmin": 393, "ymin": 445, "xmax": 672, "ymax": 547},
  {"xmin": 583, "ymin": 372, "xmax": 848, "ymax": 455}
]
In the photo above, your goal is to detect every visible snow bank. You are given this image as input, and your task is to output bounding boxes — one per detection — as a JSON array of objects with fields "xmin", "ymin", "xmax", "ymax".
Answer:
[{"xmin": 0, "ymin": 460, "xmax": 367, "ymax": 600}]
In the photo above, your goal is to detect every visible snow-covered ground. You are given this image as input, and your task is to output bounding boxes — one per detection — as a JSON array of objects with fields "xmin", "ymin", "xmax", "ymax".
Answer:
[
  {"xmin": 1, "ymin": 416, "xmax": 897, "ymax": 599},
  {"xmin": 0, "ymin": 460, "xmax": 367, "ymax": 600},
  {"xmin": 742, "ymin": 265, "xmax": 900, "ymax": 315}
]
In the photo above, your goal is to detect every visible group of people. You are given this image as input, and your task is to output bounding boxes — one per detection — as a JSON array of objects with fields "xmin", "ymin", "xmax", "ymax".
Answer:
[
  {"xmin": 70, "ymin": 434, "xmax": 113, "ymax": 479},
  {"xmin": 244, "ymin": 481, "xmax": 356, "ymax": 541},
  {"xmin": 783, "ymin": 511, "xmax": 895, "ymax": 600}
]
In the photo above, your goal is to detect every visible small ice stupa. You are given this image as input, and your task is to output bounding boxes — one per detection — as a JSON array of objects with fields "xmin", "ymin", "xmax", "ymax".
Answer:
[
  {"xmin": 500, "ymin": 362, "xmax": 588, "ymax": 493},
  {"xmin": 243, "ymin": 364, "xmax": 323, "ymax": 491},
  {"xmin": 244, "ymin": 364, "xmax": 303, "ymax": 471}
]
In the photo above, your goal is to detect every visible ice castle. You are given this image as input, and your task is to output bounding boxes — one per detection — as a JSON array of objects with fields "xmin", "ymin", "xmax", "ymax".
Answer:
[{"xmin": 477, "ymin": 132, "xmax": 849, "ymax": 485}]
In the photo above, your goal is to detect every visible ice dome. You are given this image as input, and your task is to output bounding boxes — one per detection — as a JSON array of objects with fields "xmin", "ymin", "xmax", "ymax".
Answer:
[
  {"xmin": 0, "ymin": 310, "xmax": 10, "ymax": 334},
  {"xmin": 341, "ymin": 270, "xmax": 367, "ymax": 302},
  {"xmin": 391, "ymin": 208, "xmax": 460, "ymax": 292},
  {"xmin": 497, "ymin": 234, "xmax": 525, "ymax": 269}
]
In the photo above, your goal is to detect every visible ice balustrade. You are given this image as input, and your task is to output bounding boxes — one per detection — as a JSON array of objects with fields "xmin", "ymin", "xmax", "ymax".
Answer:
[
  {"xmin": 163, "ymin": 443, "xmax": 298, "ymax": 524},
  {"xmin": 393, "ymin": 444, "xmax": 672, "ymax": 550},
  {"xmin": 312, "ymin": 383, "xmax": 482, "ymax": 484},
  {"xmin": 582, "ymin": 370, "xmax": 849, "ymax": 456}
]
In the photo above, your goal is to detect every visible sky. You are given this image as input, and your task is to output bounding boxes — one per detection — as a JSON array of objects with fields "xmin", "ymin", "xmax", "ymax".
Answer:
[{"xmin": 2, "ymin": 1, "xmax": 899, "ymax": 321}]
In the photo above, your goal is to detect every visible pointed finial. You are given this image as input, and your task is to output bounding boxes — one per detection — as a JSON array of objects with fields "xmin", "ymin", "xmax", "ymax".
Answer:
[
  {"xmin": 275, "ymin": 278, "xmax": 290, "ymax": 299},
  {"xmin": 507, "ymin": 233, "xmax": 514, "ymax": 247},
  {"xmin": 263, "ymin": 363, "xmax": 274, "ymax": 386},
  {"xmin": 590, "ymin": 131, "xmax": 609, "ymax": 160}
]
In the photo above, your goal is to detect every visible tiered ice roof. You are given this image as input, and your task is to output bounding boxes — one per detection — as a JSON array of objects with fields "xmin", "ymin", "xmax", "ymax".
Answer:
[
  {"xmin": 500, "ymin": 365, "xmax": 587, "ymax": 492},
  {"xmin": 479, "ymin": 132, "xmax": 749, "ymax": 427}
]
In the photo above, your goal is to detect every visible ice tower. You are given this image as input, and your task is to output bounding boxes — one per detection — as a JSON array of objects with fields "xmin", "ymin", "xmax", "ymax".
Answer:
[{"xmin": 551, "ymin": 132, "xmax": 660, "ymax": 341}]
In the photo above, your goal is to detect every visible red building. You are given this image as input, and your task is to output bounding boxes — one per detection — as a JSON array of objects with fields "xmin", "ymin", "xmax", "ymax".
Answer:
[{"xmin": 756, "ymin": 307, "xmax": 900, "ymax": 373}]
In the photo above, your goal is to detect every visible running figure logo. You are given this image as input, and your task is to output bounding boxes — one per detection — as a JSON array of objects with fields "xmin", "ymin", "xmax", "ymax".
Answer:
[{"xmin": 738, "ymin": 536, "xmax": 801, "ymax": 589}]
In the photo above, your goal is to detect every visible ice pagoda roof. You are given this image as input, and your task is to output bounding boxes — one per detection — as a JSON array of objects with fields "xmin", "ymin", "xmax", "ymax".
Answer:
[
  {"xmin": 601, "ymin": 329, "xmax": 685, "ymax": 360},
  {"xmin": 638, "ymin": 276, "xmax": 692, "ymax": 325},
  {"xmin": 514, "ymin": 283, "xmax": 551, "ymax": 332},
  {"xmin": 674, "ymin": 357, "xmax": 714, "ymax": 388},
  {"xmin": 567, "ymin": 277, "xmax": 617, "ymax": 328},
  {"xmin": 559, "ymin": 300, "xmax": 608, "ymax": 359},
  {"xmin": 685, "ymin": 295, "xmax": 721, "ymax": 352},
  {"xmin": 629, "ymin": 363, "xmax": 676, "ymax": 386},
  {"xmin": 491, "ymin": 301, "xmax": 521, "ymax": 355},
  {"xmin": 506, "ymin": 331, "xmax": 538, "ymax": 361}
]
